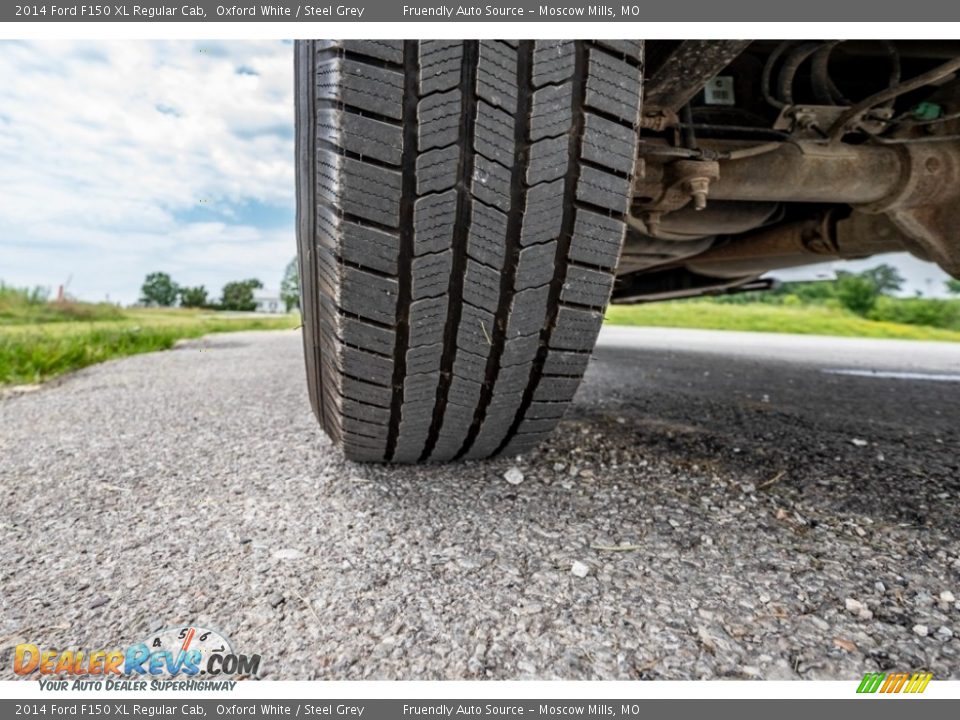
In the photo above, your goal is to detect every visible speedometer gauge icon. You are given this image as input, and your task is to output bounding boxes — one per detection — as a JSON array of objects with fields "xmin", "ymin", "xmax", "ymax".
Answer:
[{"xmin": 143, "ymin": 625, "xmax": 233, "ymax": 674}]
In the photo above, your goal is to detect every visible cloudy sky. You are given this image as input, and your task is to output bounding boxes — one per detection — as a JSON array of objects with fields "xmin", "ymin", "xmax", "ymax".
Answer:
[
  {"xmin": 0, "ymin": 40, "xmax": 295, "ymax": 304},
  {"xmin": 0, "ymin": 40, "xmax": 953, "ymax": 303}
]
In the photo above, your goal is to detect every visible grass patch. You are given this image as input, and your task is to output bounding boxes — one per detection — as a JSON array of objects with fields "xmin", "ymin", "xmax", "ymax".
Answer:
[
  {"xmin": 0, "ymin": 282, "xmax": 126, "ymax": 324},
  {"xmin": 0, "ymin": 306, "xmax": 298, "ymax": 386},
  {"xmin": 604, "ymin": 301, "xmax": 960, "ymax": 342}
]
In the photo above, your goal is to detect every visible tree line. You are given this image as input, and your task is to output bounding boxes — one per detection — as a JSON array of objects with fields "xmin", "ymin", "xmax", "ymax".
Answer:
[
  {"xmin": 139, "ymin": 259, "xmax": 300, "ymax": 312},
  {"xmin": 715, "ymin": 264, "xmax": 960, "ymax": 330}
]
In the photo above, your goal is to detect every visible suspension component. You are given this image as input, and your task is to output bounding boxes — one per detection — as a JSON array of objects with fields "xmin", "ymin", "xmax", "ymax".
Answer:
[{"xmin": 633, "ymin": 138, "xmax": 960, "ymax": 275}]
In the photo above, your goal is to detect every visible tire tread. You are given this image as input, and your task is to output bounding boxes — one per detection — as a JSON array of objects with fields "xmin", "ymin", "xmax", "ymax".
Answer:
[{"xmin": 297, "ymin": 39, "xmax": 643, "ymax": 462}]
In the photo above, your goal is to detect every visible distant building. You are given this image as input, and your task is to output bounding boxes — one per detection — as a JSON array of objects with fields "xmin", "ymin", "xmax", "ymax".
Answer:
[{"xmin": 253, "ymin": 289, "xmax": 283, "ymax": 313}]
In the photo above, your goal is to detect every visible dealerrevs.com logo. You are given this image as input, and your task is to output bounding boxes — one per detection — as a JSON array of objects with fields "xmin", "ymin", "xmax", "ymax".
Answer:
[{"xmin": 14, "ymin": 626, "xmax": 260, "ymax": 691}]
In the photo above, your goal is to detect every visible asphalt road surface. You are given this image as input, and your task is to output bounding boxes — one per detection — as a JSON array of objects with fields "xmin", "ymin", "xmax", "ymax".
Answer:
[{"xmin": 1, "ymin": 327, "xmax": 959, "ymax": 680}]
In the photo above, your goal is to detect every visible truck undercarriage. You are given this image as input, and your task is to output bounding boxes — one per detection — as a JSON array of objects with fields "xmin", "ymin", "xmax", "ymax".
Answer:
[{"xmin": 617, "ymin": 40, "xmax": 960, "ymax": 302}]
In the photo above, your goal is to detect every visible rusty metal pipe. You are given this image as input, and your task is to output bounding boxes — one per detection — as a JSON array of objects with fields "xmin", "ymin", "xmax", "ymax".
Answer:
[
  {"xmin": 635, "ymin": 137, "xmax": 960, "ymax": 278},
  {"xmin": 684, "ymin": 216, "xmax": 833, "ymax": 278},
  {"xmin": 708, "ymin": 142, "xmax": 906, "ymax": 205},
  {"xmin": 683, "ymin": 211, "xmax": 914, "ymax": 279}
]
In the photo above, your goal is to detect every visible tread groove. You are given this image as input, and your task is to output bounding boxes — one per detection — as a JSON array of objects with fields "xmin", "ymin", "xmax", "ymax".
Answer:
[
  {"xmin": 457, "ymin": 41, "xmax": 534, "ymax": 458},
  {"xmin": 317, "ymin": 137, "xmax": 402, "ymax": 171},
  {"xmin": 495, "ymin": 43, "xmax": 589, "ymax": 456},
  {"xmin": 579, "ymin": 156, "xmax": 630, "ymax": 180},
  {"xmin": 575, "ymin": 198, "xmax": 626, "ymax": 220},
  {"xmin": 419, "ymin": 40, "xmax": 480, "ymax": 462},
  {"xmin": 586, "ymin": 40, "xmax": 644, "ymax": 69},
  {"xmin": 384, "ymin": 41, "xmax": 420, "ymax": 462},
  {"xmin": 315, "ymin": 98, "xmax": 404, "ymax": 128}
]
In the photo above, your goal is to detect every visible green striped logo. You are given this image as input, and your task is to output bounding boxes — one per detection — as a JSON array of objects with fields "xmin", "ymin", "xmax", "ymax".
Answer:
[
  {"xmin": 857, "ymin": 673, "xmax": 886, "ymax": 693},
  {"xmin": 857, "ymin": 672, "xmax": 932, "ymax": 694}
]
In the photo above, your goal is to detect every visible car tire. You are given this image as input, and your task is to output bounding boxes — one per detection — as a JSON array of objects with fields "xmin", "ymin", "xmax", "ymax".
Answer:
[{"xmin": 295, "ymin": 39, "xmax": 643, "ymax": 462}]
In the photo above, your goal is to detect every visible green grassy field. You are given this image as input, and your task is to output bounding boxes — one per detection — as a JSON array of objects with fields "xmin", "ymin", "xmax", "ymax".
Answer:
[
  {"xmin": 5, "ymin": 281, "xmax": 960, "ymax": 388},
  {"xmin": 605, "ymin": 301, "xmax": 960, "ymax": 342},
  {"xmin": 0, "ymin": 288, "xmax": 298, "ymax": 386}
]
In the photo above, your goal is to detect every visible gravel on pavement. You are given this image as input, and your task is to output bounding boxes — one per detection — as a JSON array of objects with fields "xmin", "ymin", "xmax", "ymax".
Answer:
[{"xmin": 1, "ymin": 327, "xmax": 958, "ymax": 680}]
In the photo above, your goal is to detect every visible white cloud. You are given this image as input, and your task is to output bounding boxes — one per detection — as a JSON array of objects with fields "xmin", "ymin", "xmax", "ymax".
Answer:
[{"xmin": 0, "ymin": 40, "xmax": 295, "ymax": 303}]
